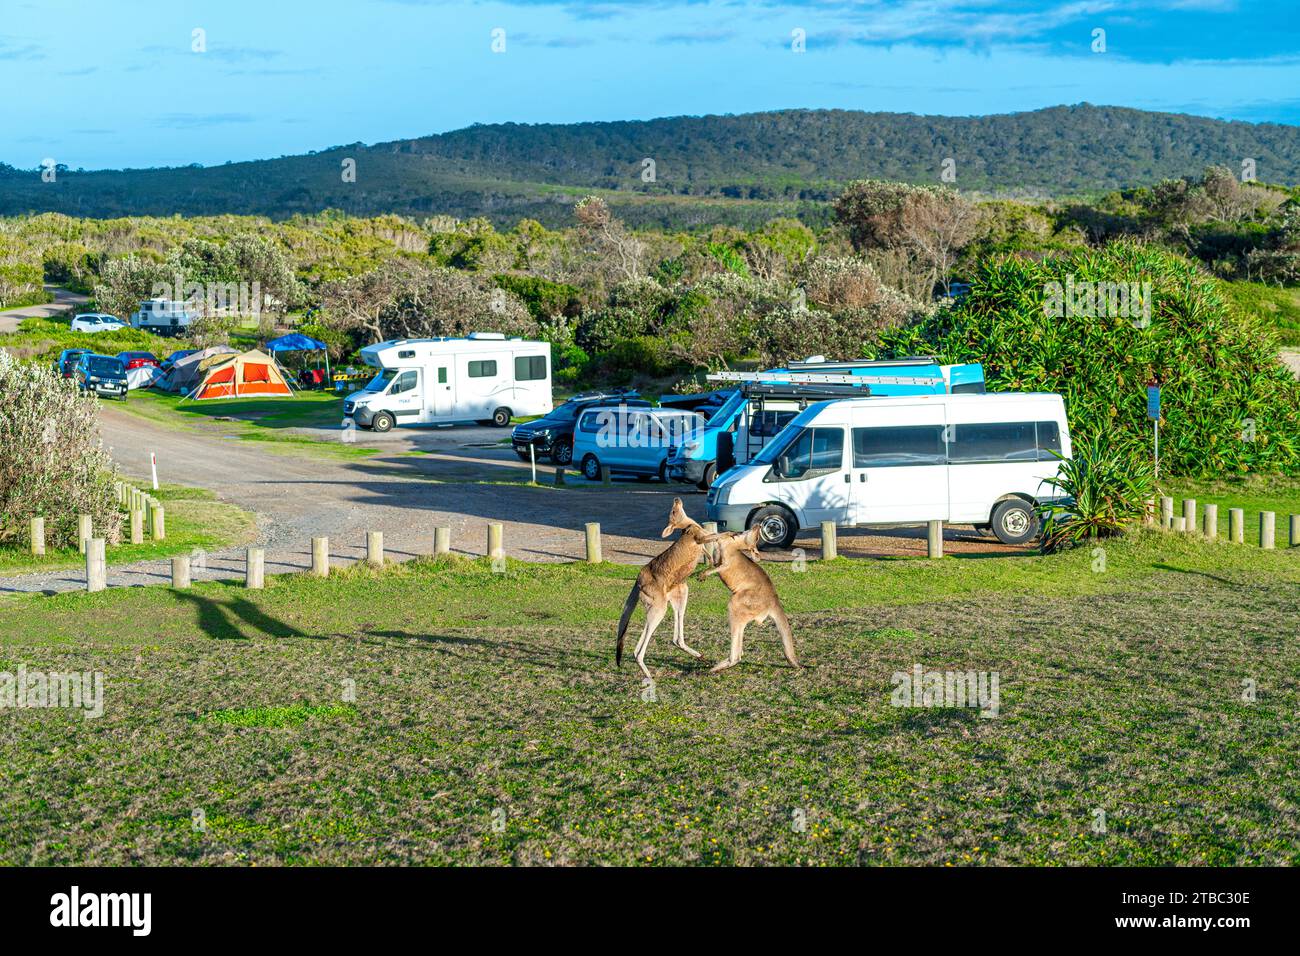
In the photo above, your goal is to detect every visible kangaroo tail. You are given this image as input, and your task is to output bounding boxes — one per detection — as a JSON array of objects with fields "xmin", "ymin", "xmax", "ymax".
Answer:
[{"xmin": 615, "ymin": 582, "xmax": 641, "ymax": 666}]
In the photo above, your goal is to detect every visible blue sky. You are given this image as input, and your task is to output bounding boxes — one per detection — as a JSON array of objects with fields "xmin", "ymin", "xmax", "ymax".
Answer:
[{"xmin": 3, "ymin": 0, "xmax": 1297, "ymax": 170}]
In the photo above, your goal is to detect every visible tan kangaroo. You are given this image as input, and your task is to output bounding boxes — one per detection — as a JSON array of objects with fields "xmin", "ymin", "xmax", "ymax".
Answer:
[
  {"xmin": 615, "ymin": 498, "xmax": 710, "ymax": 680},
  {"xmin": 698, "ymin": 526, "xmax": 801, "ymax": 673}
]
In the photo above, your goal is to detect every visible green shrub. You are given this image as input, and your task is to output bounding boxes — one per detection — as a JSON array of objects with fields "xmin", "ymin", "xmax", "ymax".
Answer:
[
  {"xmin": 1037, "ymin": 433, "xmax": 1155, "ymax": 551},
  {"xmin": 874, "ymin": 241, "xmax": 1300, "ymax": 476},
  {"xmin": 1, "ymin": 317, "xmax": 183, "ymax": 366}
]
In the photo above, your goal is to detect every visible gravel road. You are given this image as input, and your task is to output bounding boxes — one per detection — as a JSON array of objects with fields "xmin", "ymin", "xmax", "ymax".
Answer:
[
  {"xmin": 0, "ymin": 404, "xmax": 1019, "ymax": 594},
  {"xmin": 0, "ymin": 286, "xmax": 89, "ymax": 333}
]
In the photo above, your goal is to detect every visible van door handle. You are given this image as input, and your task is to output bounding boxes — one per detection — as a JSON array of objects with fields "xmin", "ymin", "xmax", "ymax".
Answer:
[
  {"xmin": 859, "ymin": 473, "xmax": 867, "ymax": 482},
  {"xmin": 843, "ymin": 474, "xmax": 851, "ymax": 483}
]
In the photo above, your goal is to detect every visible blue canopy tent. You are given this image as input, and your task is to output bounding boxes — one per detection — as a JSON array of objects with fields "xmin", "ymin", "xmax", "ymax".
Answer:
[{"xmin": 265, "ymin": 333, "xmax": 330, "ymax": 389}]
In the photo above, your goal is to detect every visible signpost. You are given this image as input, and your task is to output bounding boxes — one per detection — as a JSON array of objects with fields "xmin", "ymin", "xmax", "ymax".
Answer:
[{"xmin": 1146, "ymin": 384, "xmax": 1161, "ymax": 479}]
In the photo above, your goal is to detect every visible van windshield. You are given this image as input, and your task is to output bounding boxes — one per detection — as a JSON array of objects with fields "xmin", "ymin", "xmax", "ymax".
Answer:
[
  {"xmin": 752, "ymin": 424, "xmax": 802, "ymax": 465},
  {"xmin": 705, "ymin": 391, "xmax": 744, "ymax": 428},
  {"xmin": 364, "ymin": 369, "xmax": 397, "ymax": 392}
]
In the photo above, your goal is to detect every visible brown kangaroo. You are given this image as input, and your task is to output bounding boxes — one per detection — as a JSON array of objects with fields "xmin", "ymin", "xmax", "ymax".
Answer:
[
  {"xmin": 615, "ymin": 498, "xmax": 710, "ymax": 680},
  {"xmin": 698, "ymin": 526, "xmax": 801, "ymax": 673}
]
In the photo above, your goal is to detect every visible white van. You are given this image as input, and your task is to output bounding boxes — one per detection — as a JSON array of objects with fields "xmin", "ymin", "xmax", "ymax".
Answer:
[
  {"xmin": 573, "ymin": 405, "xmax": 706, "ymax": 482},
  {"xmin": 706, "ymin": 392, "xmax": 1071, "ymax": 548},
  {"xmin": 343, "ymin": 334, "xmax": 552, "ymax": 431},
  {"xmin": 130, "ymin": 299, "xmax": 197, "ymax": 336}
]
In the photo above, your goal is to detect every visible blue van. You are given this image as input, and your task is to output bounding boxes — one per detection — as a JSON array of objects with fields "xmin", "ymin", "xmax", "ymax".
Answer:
[{"xmin": 665, "ymin": 358, "xmax": 985, "ymax": 489}]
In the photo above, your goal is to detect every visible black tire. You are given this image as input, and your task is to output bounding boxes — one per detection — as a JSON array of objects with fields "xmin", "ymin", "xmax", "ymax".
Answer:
[
  {"xmin": 491, "ymin": 407, "xmax": 512, "ymax": 428},
  {"xmin": 371, "ymin": 412, "xmax": 395, "ymax": 434},
  {"xmin": 695, "ymin": 462, "xmax": 717, "ymax": 492},
  {"xmin": 636, "ymin": 474, "xmax": 653, "ymax": 483},
  {"xmin": 658, "ymin": 460, "xmax": 668, "ymax": 483},
  {"xmin": 550, "ymin": 439, "xmax": 573, "ymax": 466},
  {"xmin": 990, "ymin": 498, "xmax": 1039, "ymax": 545},
  {"xmin": 748, "ymin": 505, "xmax": 798, "ymax": 550},
  {"xmin": 476, "ymin": 419, "xmax": 493, "ymax": 426},
  {"xmin": 581, "ymin": 454, "xmax": 602, "ymax": 482}
]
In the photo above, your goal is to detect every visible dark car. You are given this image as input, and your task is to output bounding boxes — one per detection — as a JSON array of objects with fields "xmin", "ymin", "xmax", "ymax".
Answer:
[
  {"xmin": 117, "ymin": 351, "xmax": 160, "ymax": 370},
  {"xmin": 54, "ymin": 348, "xmax": 91, "ymax": 379},
  {"xmin": 511, "ymin": 388, "xmax": 649, "ymax": 466},
  {"xmin": 74, "ymin": 354, "xmax": 128, "ymax": 400}
]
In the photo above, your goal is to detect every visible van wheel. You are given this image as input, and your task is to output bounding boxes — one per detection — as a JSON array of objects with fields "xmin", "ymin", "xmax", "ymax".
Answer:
[
  {"xmin": 749, "ymin": 505, "xmax": 798, "ymax": 550},
  {"xmin": 696, "ymin": 463, "xmax": 717, "ymax": 492},
  {"xmin": 581, "ymin": 455, "xmax": 602, "ymax": 482},
  {"xmin": 491, "ymin": 407, "xmax": 512, "ymax": 427},
  {"xmin": 550, "ymin": 439, "xmax": 573, "ymax": 466},
  {"xmin": 371, "ymin": 412, "xmax": 395, "ymax": 433},
  {"xmin": 991, "ymin": 499, "xmax": 1039, "ymax": 545},
  {"xmin": 657, "ymin": 460, "xmax": 668, "ymax": 483}
]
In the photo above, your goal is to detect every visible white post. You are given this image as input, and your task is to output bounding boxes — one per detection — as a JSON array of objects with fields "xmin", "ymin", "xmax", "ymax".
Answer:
[
  {"xmin": 529, "ymin": 443, "xmax": 537, "ymax": 484},
  {"xmin": 151, "ymin": 451, "xmax": 159, "ymax": 491}
]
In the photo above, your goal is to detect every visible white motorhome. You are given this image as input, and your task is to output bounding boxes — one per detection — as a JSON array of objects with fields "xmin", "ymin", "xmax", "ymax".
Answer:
[
  {"xmin": 706, "ymin": 392, "xmax": 1071, "ymax": 549},
  {"xmin": 343, "ymin": 334, "xmax": 552, "ymax": 431},
  {"xmin": 130, "ymin": 299, "xmax": 198, "ymax": 336}
]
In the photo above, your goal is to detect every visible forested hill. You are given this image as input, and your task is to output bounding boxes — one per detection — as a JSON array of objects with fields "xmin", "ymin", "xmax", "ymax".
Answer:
[{"xmin": 3, "ymin": 104, "xmax": 1297, "ymax": 228}]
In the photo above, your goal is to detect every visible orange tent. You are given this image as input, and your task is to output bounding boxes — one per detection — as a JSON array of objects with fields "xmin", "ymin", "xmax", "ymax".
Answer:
[{"xmin": 187, "ymin": 349, "xmax": 293, "ymax": 400}]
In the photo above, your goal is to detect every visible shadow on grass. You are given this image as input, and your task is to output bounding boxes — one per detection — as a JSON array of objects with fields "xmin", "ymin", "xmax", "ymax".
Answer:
[
  {"xmin": 1152, "ymin": 563, "xmax": 1241, "ymax": 587},
  {"xmin": 174, "ymin": 589, "xmax": 308, "ymax": 641}
]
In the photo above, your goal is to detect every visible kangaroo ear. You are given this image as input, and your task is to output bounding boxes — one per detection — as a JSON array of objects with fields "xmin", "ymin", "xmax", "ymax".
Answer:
[{"xmin": 661, "ymin": 522, "xmax": 676, "ymax": 538}]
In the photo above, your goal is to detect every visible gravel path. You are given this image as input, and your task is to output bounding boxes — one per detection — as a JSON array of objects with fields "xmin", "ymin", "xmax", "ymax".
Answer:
[
  {"xmin": 0, "ymin": 404, "xmax": 1020, "ymax": 595},
  {"xmin": 0, "ymin": 286, "xmax": 89, "ymax": 333}
]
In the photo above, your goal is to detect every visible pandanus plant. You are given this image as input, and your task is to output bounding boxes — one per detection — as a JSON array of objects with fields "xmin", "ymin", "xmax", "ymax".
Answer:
[{"xmin": 1036, "ymin": 432, "xmax": 1156, "ymax": 551}]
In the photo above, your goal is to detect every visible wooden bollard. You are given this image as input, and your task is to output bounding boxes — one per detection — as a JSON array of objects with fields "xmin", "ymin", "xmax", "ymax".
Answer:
[
  {"xmin": 434, "ymin": 526, "xmax": 450, "ymax": 555},
  {"xmin": 600, "ymin": 465, "xmax": 611, "ymax": 486},
  {"xmin": 30, "ymin": 517, "xmax": 44, "ymax": 556},
  {"xmin": 554, "ymin": 467, "xmax": 566, "ymax": 487},
  {"xmin": 85, "ymin": 537, "xmax": 106, "ymax": 593},
  {"xmin": 1143, "ymin": 496, "xmax": 1156, "ymax": 526},
  {"xmin": 1229, "ymin": 508, "xmax": 1244, "ymax": 544},
  {"xmin": 367, "ymin": 531, "xmax": 384, "ymax": 566},
  {"xmin": 927, "ymin": 520, "xmax": 943, "ymax": 558},
  {"xmin": 1202, "ymin": 504, "xmax": 1218, "ymax": 540},
  {"xmin": 114, "ymin": 481, "xmax": 124, "ymax": 506},
  {"xmin": 702, "ymin": 521, "xmax": 718, "ymax": 534},
  {"xmin": 821, "ymin": 521, "xmax": 837, "ymax": 560},
  {"xmin": 312, "ymin": 536, "xmax": 329, "ymax": 577},
  {"xmin": 1159, "ymin": 496, "xmax": 1174, "ymax": 530},
  {"xmin": 1172, "ymin": 516, "xmax": 1186, "ymax": 532},
  {"xmin": 585, "ymin": 522, "xmax": 602, "ymax": 563},
  {"xmin": 246, "ymin": 548, "xmax": 265, "ymax": 589},
  {"xmin": 78, "ymin": 514, "xmax": 92, "ymax": 554},
  {"xmin": 1260, "ymin": 511, "xmax": 1275, "ymax": 550},
  {"xmin": 487, "ymin": 523, "xmax": 504, "ymax": 560},
  {"xmin": 171, "ymin": 555, "xmax": 191, "ymax": 588},
  {"xmin": 130, "ymin": 510, "xmax": 144, "ymax": 545},
  {"xmin": 1291, "ymin": 514, "xmax": 1300, "ymax": 549},
  {"xmin": 1181, "ymin": 499, "xmax": 1196, "ymax": 534},
  {"xmin": 150, "ymin": 504, "xmax": 165, "ymax": 540}
]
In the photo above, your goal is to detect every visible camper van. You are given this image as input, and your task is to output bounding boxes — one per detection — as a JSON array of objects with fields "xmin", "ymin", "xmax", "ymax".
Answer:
[
  {"xmin": 705, "ymin": 392, "xmax": 1071, "ymax": 549},
  {"xmin": 666, "ymin": 359, "xmax": 986, "ymax": 490},
  {"xmin": 130, "ymin": 299, "xmax": 198, "ymax": 336},
  {"xmin": 343, "ymin": 334, "xmax": 552, "ymax": 431}
]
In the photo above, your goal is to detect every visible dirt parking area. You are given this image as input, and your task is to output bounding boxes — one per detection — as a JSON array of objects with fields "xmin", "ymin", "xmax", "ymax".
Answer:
[{"xmin": 0, "ymin": 405, "xmax": 1027, "ymax": 594}]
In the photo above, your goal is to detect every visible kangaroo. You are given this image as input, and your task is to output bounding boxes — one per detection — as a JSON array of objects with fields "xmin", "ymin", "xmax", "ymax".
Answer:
[
  {"xmin": 698, "ymin": 526, "xmax": 801, "ymax": 673},
  {"xmin": 615, "ymin": 498, "xmax": 710, "ymax": 681}
]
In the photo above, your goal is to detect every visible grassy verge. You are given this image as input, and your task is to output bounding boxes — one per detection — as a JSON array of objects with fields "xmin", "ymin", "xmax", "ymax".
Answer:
[
  {"xmin": 0, "ymin": 484, "xmax": 257, "ymax": 576},
  {"xmin": 1164, "ymin": 475, "xmax": 1300, "ymax": 541},
  {"xmin": 0, "ymin": 317, "xmax": 183, "ymax": 364},
  {"xmin": 0, "ymin": 528, "xmax": 1296, "ymax": 865},
  {"xmin": 115, "ymin": 389, "xmax": 382, "ymax": 461},
  {"xmin": 1222, "ymin": 280, "xmax": 1300, "ymax": 348}
]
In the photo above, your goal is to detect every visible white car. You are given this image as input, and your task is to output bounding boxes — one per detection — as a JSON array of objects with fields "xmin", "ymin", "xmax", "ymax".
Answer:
[{"xmin": 70, "ymin": 313, "xmax": 127, "ymax": 333}]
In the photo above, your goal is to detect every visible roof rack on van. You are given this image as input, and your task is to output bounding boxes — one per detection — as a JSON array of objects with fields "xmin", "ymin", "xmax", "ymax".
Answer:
[
  {"xmin": 709, "ymin": 370, "xmax": 936, "ymax": 386},
  {"xmin": 739, "ymin": 381, "xmax": 872, "ymax": 401},
  {"xmin": 785, "ymin": 356, "xmax": 940, "ymax": 371}
]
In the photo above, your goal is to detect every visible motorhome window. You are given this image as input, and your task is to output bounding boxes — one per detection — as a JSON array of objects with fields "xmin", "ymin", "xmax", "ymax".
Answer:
[
  {"xmin": 775, "ymin": 427, "xmax": 844, "ymax": 479},
  {"xmin": 1035, "ymin": 421, "xmax": 1063, "ymax": 460},
  {"xmin": 437, "ymin": 368, "xmax": 447, "ymax": 384},
  {"xmin": 365, "ymin": 369, "xmax": 397, "ymax": 391},
  {"xmin": 949, "ymin": 421, "xmax": 1039, "ymax": 463},
  {"xmin": 398, "ymin": 350, "xmax": 415, "ymax": 359},
  {"xmin": 468, "ymin": 360, "xmax": 497, "ymax": 378},
  {"xmin": 389, "ymin": 370, "xmax": 418, "ymax": 394},
  {"xmin": 853, "ymin": 425, "xmax": 946, "ymax": 467},
  {"xmin": 514, "ymin": 355, "xmax": 547, "ymax": 381}
]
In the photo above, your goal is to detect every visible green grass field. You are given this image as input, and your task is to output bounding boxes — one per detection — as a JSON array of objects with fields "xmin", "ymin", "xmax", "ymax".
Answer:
[
  {"xmin": 117, "ymin": 390, "xmax": 382, "ymax": 460},
  {"xmin": 0, "ymin": 484, "xmax": 257, "ymax": 577},
  {"xmin": 1, "ymin": 524, "xmax": 1296, "ymax": 866},
  {"xmin": 1222, "ymin": 281, "xmax": 1300, "ymax": 348}
]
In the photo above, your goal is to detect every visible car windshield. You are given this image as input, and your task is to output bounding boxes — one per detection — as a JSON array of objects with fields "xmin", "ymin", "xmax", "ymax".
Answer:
[
  {"xmin": 88, "ymin": 357, "xmax": 123, "ymax": 375},
  {"xmin": 705, "ymin": 391, "xmax": 744, "ymax": 428},
  {"xmin": 751, "ymin": 424, "xmax": 803, "ymax": 465},
  {"xmin": 364, "ymin": 369, "xmax": 397, "ymax": 391}
]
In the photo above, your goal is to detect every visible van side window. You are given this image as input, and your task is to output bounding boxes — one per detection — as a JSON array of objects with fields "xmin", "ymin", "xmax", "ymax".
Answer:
[
  {"xmin": 1035, "ymin": 421, "xmax": 1062, "ymax": 460},
  {"xmin": 468, "ymin": 360, "xmax": 497, "ymax": 378},
  {"xmin": 949, "ymin": 422, "xmax": 1038, "ymax": 463},
  {"xmin": 578, "ymin": 411, "xmax": 603, "ymax": 434},
  {"xmin": 853, "ymin": 425, "xmax": 946, "ymax": 467},
  {"xmin": 514, "ymin": 355, "xmax": 547, "ymax": 381},
  {"xmin": 779, "ymin": 427, "xmax": 844, "ymax": 479},
  {"xmin": 390, "ymin": 370, "xmax": 418, "ymax": 394}
]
